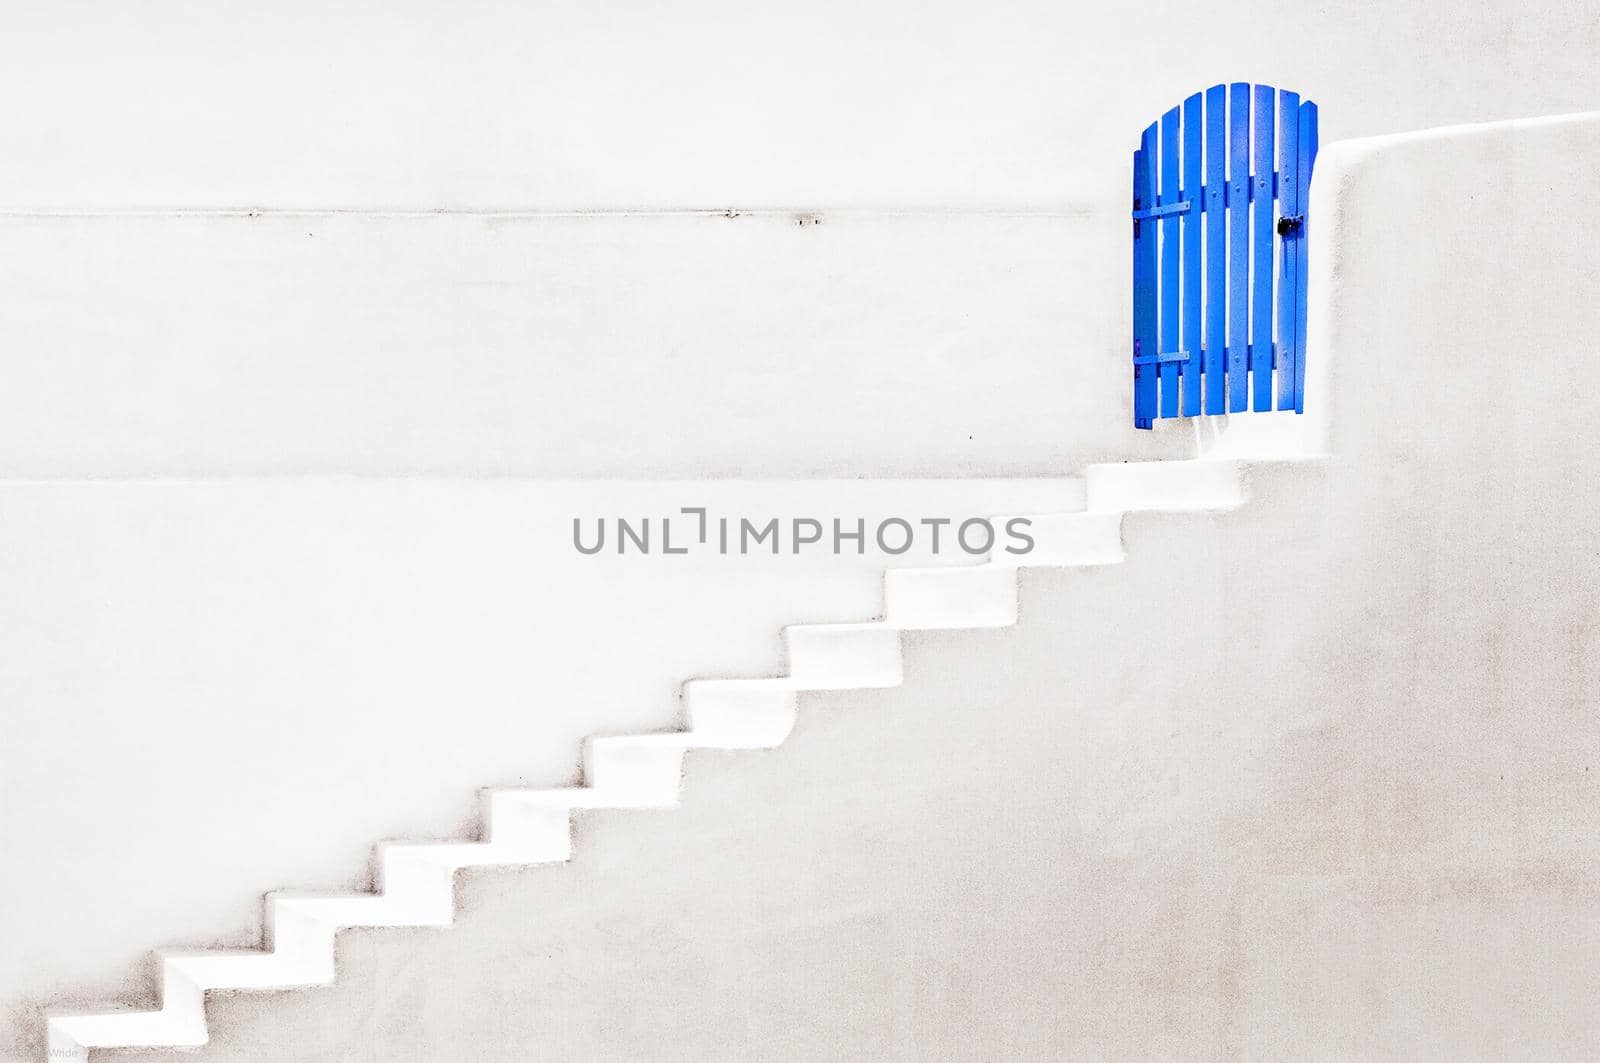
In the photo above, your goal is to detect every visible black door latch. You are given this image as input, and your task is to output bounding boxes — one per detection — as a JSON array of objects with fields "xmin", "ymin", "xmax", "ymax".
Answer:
[{"xmin": 1276, "ymin": 215, "xmax": 1305, "ymax": 237}]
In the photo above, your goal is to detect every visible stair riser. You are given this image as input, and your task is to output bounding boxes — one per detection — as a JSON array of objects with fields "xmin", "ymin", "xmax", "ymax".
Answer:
[
  {"xmin": 484, "ymin": 800, "xmax": 576, "ymax": 860},
  {"xmin": 784, "ymin": 626, "xmax": 903, "ymax": 689},
  {"xmin": 682, "ymin": 682, "xmax": 798, "ymax": 748},
  {"xmin": 1085, "ymin": 460, "xmax": 1244, "ymax": 513},
  {"xmin": 373, "ymin": 853, "xmax": 460, "ymax": 926},
  {"xmin": 582, "ymin": 739, "xmax": 687, "ymax": 804},
  {"xmin": 264, "ymin": 906, "xmax": 338, "ymax": 981},
  {"xmin": 986, "ymin": 512, "xmax": 1126, "ymax": 567},
  {"xmin": 882, "ymin": 567, "xmax": 1018, "ymax": 629}
]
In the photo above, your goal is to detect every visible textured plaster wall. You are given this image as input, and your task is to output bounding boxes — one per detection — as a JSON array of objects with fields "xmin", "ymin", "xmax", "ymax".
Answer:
[
  {"xmin": 1, "ymin": 0, "xmax": 1596, "ymax": 211},
  {"xmin": 0, "ymin": 211, "xmax": 1174, "ymax": 478},
  {"xmin": 0, "ymin": 477, "xmax": 1081, "ymax": 1063},
  {"xmin": 0, "ymin": 0, "xmax": 1595, "ymax": 1053},
  {"xmin": 4, "ymin": 0, "xmax": 1597, "ymax": 478},
  {"xmin": 89, "ymin": 113, "xmax": 1600, "ymax": 1061},
  {"xmin": 4, "ymin": 0, "xmax": 1599, "ymax": 480}
]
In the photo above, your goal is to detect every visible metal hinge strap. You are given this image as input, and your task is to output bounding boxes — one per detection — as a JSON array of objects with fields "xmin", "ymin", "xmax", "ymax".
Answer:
[{"xmin": 1133, "ymin": 348, "xmax": 1193, "ymax": 366}]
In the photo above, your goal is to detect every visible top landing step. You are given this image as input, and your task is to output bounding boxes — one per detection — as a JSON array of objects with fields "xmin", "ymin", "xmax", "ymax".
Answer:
[{"xmin": 1085, "ymin": 459, "xmax": 1243, "ymax": 513}]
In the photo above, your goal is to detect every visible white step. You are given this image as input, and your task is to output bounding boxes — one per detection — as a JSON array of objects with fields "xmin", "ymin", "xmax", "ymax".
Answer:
[
  {"xmin": 48, "ymin": 1006, "xmax": 205, "ymax": 1053},
  {"xmin": 481, "ymin": 789, "xmax": 578, "ymax": 859},
  {"xmin": 365, "ymin": 846, "xmax": 458, "ymax": 929},
  {"xmin": 263, "ymin": 897, "xmax": 339, "ymax": 980},
  {"xmin": 582, "ymin": 733, "xmax": 690, "ymax": 806},
  {"xmin": 783, "ymin": 623, "xmax": 903, "ymax": 689},
  {"xmin": 682, "ymin": 678, "xmax": 797, "ymax": 748},
  {"xmin": 375, "ymin": 839, "xmax": 540, "ymax": 871},
  {"xmin": 1085, "ymin": 459, "xmax": 1244, "ymax": 512},
  {"xmin": 267, "ymin": 890, "xmax": 447, "ymax": 932},
  {"xmin": 987, "ymin": 511, "xmax": 1125, "ymax": 567},
  {"xmin": 47, "ymin": 959, "xmax": 210, "ymax": 1052},
  {"xmin": 883, "ymin": 565, "xmax": 1018, "ymax": 629},
  {"xmin": 162, "ymin": 948, "xmax": 324, "ymax": 992}
]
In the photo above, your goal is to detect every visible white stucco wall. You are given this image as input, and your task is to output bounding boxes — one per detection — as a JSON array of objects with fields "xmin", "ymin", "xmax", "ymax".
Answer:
[
  {"xmin": 1, "ymin": 0, "xmax": 1596, "ymax": 211},
  {"xmin": 0, "ymin": 210, "xmax": 1176, "ymax": 477},
  {"xmin": 4, "ymin": 0, "xmax": 1595, "ymax": 478},
  {"xmin": 0, "ymin": 477, "xmax": 1082, "ymax": 1063},
  {"xmin": 0, "ymin": 3, "xmax": 1595, "ymax": 1054},
  {"xmin": 78, "ymin": 111, "xmax": 1600, "ymax": 1063}
]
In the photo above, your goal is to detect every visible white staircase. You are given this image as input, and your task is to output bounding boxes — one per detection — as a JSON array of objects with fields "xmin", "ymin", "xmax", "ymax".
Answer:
[{"xmin": 45, "ymin": 458, "xmax": 1248, "ymax": 1062}]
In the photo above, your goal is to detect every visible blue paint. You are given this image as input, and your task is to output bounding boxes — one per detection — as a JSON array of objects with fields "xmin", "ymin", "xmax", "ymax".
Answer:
[
  {"xmin": 1132, "ymin": 127, "xmax": 1158, "ymax": 429},
  {"xmin": 1130, "ymin": 82, "xmax": 1318, "ymax": 427},
  {"xmin": 1250, "ymin": 84, "xmax": 1276, "ymax": 412},
  {"xmin": 1276, "ymin": 89, "xmax": 1301, "ymax": 412},
  {"xmin": 1203, "ymin": 85, "xmax": 1227, "ymax": 416},
  {"xmin": 1294, "ymin": 100, "xmax": 1318, "ymax": 414},
  {"xmin": 1131, "ymin": 200, "xmax": 1193, "ymax": 220},
  {"xmin": 1159, "ymin": 106, "xmax": 1182, "ymax": 419},
  {"xmin": 1226, "ymin": 83, "xmax": 1251, "ymax": 413},
  {"xmin": 1180, "ymin": 92, "xmax": 1203, "ymax": 417}
]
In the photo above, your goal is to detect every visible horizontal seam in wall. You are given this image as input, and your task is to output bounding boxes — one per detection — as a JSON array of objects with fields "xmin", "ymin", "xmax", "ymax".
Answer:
[{"xmin": 0, "ymin": 206, "xmax": 1101, "ymax": 220}]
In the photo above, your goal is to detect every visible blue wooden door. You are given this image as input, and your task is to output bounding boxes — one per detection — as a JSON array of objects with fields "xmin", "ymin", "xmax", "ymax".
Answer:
[{"xmin": 1132, "ymin": 83, "xmax": 1318, "ymax": 428}]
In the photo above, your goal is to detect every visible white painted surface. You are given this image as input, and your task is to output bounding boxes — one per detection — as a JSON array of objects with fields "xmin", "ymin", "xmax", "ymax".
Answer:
[
  {"xmin": 0, "ymin": 23, "xmax": 1594, "ymax": 1052},
  {"xmin": 1303, "ymin": 111, "xmax": 1600, "ymax": 466},
  {"xmin": 41, "ymin": 470, "xmax": 1133, "ymax": 1062},
  {"xmin": 75, "ymin": 108, "xmax": 1600, "ymax": 1063},
  {"xmin": 0, "ymin": 1, "xmax": 1596, "ymax": 211},
  {"xmin": 0, "ymin": 477, "xmax": 1084, "ymax": 1062},
  {"xmin": 7, "ymin": 0, "xmax": 1593, "ymax": 479},
  {"xmin": 0, "ymin": 210, "xmax": 1180, "ymax": 477},
  {"xmin": 70, "ymin": 110, "xmax": 1600, "ymax": 1063}
]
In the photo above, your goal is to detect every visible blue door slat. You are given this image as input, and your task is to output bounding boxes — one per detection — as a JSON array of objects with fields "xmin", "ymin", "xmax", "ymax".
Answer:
[
  {"xmin": 1294, "ymin": 100, "xmax": 1317, "ymax": 413},
  {"xmin": 1132, "ymin": 128, "xmax": 1158, "ymax": 428},
  {"xmin": 1158, "ymin": 106, "xmax": 1182, "ymax": 419},
  {"xmin": 1203, "ymin": 85, "xmax": 1227, "ymax": 415},
  {"xmin": 1180, "ymin": 92, "xmax": 1203, "ymax": 416},
  {"xmin": 1250, "ymin": 84, "xmax": 1276, "ymax": 411},
  {"xmin": 1275, "ymin": 89, "xmax": 1301, "ymax": 411},
  {"xmin": 1226, "ymin": 83, "xmax": 1250, "ymax": 412}
]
